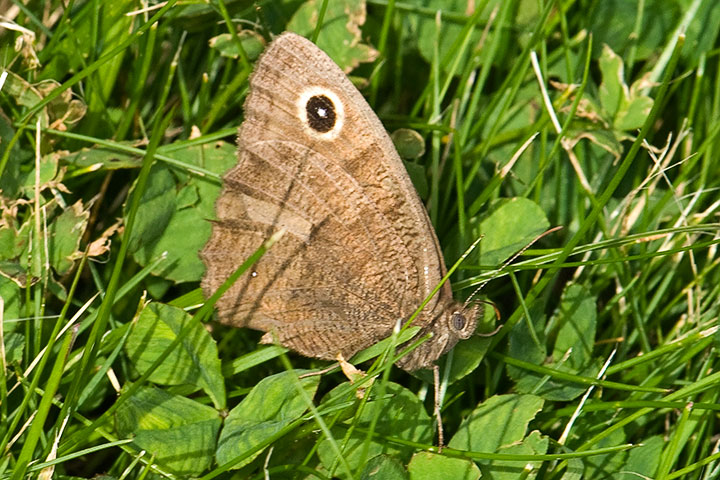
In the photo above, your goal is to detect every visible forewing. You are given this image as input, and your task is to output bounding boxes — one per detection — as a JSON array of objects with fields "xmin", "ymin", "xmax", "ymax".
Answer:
[{"xmin": 201, "ymin": 33, "xmax": 451, "ymax": 359}]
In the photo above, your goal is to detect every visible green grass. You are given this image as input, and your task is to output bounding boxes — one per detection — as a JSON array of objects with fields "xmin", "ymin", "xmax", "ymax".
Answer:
[{"xmin": 2, "ymin": 0, "xmax": 720, "ymax": 478}]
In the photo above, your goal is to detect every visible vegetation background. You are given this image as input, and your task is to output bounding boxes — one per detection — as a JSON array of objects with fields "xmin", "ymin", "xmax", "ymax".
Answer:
[{"xmin": 1, "ymin": 0, "xmax": 719, "ymax": 478}]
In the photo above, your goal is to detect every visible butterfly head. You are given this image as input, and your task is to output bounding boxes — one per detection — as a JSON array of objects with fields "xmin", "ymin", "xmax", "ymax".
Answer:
[{"xmin": 397, "ymin": 300, "xmax": 480, "ymax": 371}]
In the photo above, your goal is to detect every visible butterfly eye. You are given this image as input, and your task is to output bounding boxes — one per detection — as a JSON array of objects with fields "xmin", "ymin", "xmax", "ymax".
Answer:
[
  {"xmin": 306, "ymin": 95, "xmax": 336, "ymax": 133},
  {"xmin": 450, "ymin": 312, "xmax": 466, "ymax": 331}
]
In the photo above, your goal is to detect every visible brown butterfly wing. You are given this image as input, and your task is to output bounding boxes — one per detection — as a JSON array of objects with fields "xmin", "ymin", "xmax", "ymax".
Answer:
[{"xmin": 201, "ymin": 32, "xmax": 454, "ymax": 362}]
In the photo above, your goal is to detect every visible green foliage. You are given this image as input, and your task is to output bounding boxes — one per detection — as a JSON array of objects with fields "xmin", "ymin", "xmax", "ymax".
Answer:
[
  {"xmin": 216, "ymin": 370, "xmax": 320, "ymax": 469},
  {"xmin": 115, "ymin": 386, "xmax": 222, "ymax": 476},
  {"xmin": 1, "ymin": 0, "xmax": 720, "ymax": 479},
  {"xmin": 125, "ymin": 302, "xmax": 226, "ymax": 409}
]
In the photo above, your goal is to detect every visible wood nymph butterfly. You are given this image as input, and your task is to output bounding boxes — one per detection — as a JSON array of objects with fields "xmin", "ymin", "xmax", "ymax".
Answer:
[{"xmin": 201, "ymin": 32, "xmax": 478, "ymax": 371}]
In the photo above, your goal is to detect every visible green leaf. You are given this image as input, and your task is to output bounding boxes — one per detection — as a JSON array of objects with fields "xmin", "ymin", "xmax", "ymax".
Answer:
[
  {"xmin": 615, "ymin": 94, "xmax": 653, "ymax": 132},
  {"xmin": 47, "ymin": 200, "xmax": 89, "ymax": 275},
  {"xmin": 1, "ymin": 71, "xmax": 48, "ymax": 126},
  {"xmin": 127, "ymin": 164, "xmax": 176, "ymax": 253},
  {"xmin": 19, "ymin": 153, "xmax": 57, "ymax": 192},
  {"xmin": 63, "ymin": 143, "xmax": 142, "ymax": 170},
  {"xmin": 508, "ymin": 286, "xmax": 599, "ymax": 402},
  {"xmin": 408, "ymin": 452, "xmax": 480, "ymax": 480},
  {"xmin": 0, "ymin": 276, "xmax": 22, "ymax": 334},
  {"xmin": 412, "ymin": 0, "xmax": 499, "ymax": 75},
  {"xmin": 3, "ymin": 332, "xmax": 24, "ymax": 366},
  {"xmin": 551, "ymin": 284, "xmax": 597, "ymax": 369},
  {"xmin": 514, "ymin": 362, "xmax": 600, "ymax": 402},
  {"xmin": 619, "ymin": 435, "xmax": 663, "ymax": 479},
  {"xmin": 0, "ymin": 213, "xmax": 30, "ymax": 263},
  {"xmin": 490, "ymin": 430, "xmax": 548, "ymax": 480},
  {"xmin": 216, "ymin": 370, "xmax": 320, "ymax": 469},
  {"xmin": 582, "ymin": 421, "xmax": 627, "ymax": 478},
  {"xmin": 0, "ymin": 110, "xmax": 31, "ymax": 198},
  {"xmin": 597, "ymin": 45, "xmax": 654, "ymax": 133},
  {"xmin": 598, "ymin": 45, "xmax": 626, "ymax": 120},
  {"xmin": 587, "ymin": 0, "xmax": 676, "ymax": 61},
  {"xmin": 208, "ymin": 30, "xmax": 265, "ymax": 61},
  {"xmin": 318, "ymin": 382, "xmax": 432, "ymax": 477},
  {"xmin": 128, "ymin": 141, "xmax": 236, "ymax": 283},
  {"xmin": 362, "ymin": 454, "xmax": 409, "ymax": 480},
  {"xmin": 475, "ymin": 197, "xmax": 550, "ymax": 267},
  {"xmin": 448, "ymin": 394, "xmax": 544, "ymax": 453},
  {"xmin": 287, "ymin": 0, "xmax": 378, "ymax": 73},
  {"xmin": 124, "ymin": 302, "xmax": 226, "ymax": 409},
  {"xmin": 403, "ymin": 161, "xmax": 429, "ymax": 200},
  {"xmin": 115, "ymin": 386, "xmax": 221, "ymax": 476},
  {"xmin": 563, "ymin": 127, "xmax": 623, "ymax": 161},
  {"xmin": 392, "ymin": 129, "xmax": 426, "ymax": 160}
]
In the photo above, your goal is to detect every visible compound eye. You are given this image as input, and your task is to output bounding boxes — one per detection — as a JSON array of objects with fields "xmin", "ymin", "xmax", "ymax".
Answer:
[{"xmin": 451, "ymin": 312, "xmax": 466, "ymax": 331}]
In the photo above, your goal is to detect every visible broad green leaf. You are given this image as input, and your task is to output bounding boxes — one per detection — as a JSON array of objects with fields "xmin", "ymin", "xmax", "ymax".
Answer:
[
  {"xmin": 318, "ymin": 382, "xmax": 432, "ymax": 478},
  {"xmin": 287, "ymin": 0, "xmax": 378, "ymax": 73},
  {"xmin": 0, "ymin": 276, "xmax": 22, "ymax": 333},
  {"xmin": 0, "ymin": 110, "xmax": 30, "ymax": 197},
  {"xmin": 48, "ymin": 200, "xmax": 89, "ymax": 275},
  {"xmin": 618, "ymin": 435, "xmax": 662, "ymax": 479},
  {"xmin": 362, "ymin": 454, "xmax": 409, "ymax": 480},
  {"xmin": 508, "ymin": 285, "xmax": 599, "ymax": 401},
  {"xmin": 615, "ymin": 94, "xmax": 653, "ymax": 131},
  {"xmin": 490, "ymin": 430, "xmax": 548, "ymax": 480},
  {"xmin": 412, "ymin": 0, "xmax": 500, "ymax": 75},
  {"xmin": 513, "ymin": 361, "xmax": 600, "ymax": 402},
  {"xmin": 597, "ymin": 45, "xmax": 654, "ymax": 133},
  {"xmin": 0, "ymin": 214, "xmax": 30, "ymax": 263},
  {"xmin": 587, "ymin": 0, "xmax": 675, "ymax": 61},
  {"xmin": 115, "ymin": 386, "xmax": 221, "ymax": 476},
  {"xmin": 403, "ymin": 161, "xmax": 429, "ymax": 200},
  {"xmin": 125, "ymin": 302, "xmax": 226, "ymax": 409},
  {"xmin": 598, "ymin": 45, "xmax": 626, "ymax": 120},
  {"xmin": 3, "ymin": 332, "xmax": 24, "ymax": 366},
  {"xmin": 392, "ymin": 129, "xmax": 426, "ymax": 160},
  {"xmin": 582, "ymin": 421, "xmax": 627, "ymax": 478},
  {"xmin": 475, "ymin": 197, "xmax": 550, "ymax": 267},
  {"xmin": 551, "ymin": 284, "xmax": 596, "ymax": 370},
  {"xmin": 448, "ymin": 394, "xmax": 543, "ymax": 453},
  {"xmin": 1, "ymin": 71, "xmax": 48, "ymax": 127},
  {"xmin": 127, "ymin": 164, "xmax": 176, "ymax": 253},
  {"xmin": 20, "ymin": 153, "xmax": 60, "ymax": 194},
  {"xmin": 216, "ymin": 370, "xmax": 320, "ymax": 469},
  {"xmin": 408, "ymin": 452, "xmax": 480, "ymax": 480},
  {"xmin": 563, "ymin": 127, "xmax": 623, "ymax": 161},
  {"xmin": 442, "ymin": 323, "xmax": 494, "ymax": 382},
  {"xmin": 128, "ymin": 141, "xmax": 236, "ymax": 283},
  {"xmin": 176, "ymin": 184, "xmax": 199, "ymax": 209},
  {"xmin": 208, "ymin": 30, "xmax": 265, "ymax": 61}
]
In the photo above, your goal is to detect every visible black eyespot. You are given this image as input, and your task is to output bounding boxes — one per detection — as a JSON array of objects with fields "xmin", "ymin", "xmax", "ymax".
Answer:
[
  {"xmin": 451, "ymin": 312, "xmax": 466, "ymax": 330},
  {"xmin": 305, "ymin": 95, "xmax": 336, "ymax": 133}
]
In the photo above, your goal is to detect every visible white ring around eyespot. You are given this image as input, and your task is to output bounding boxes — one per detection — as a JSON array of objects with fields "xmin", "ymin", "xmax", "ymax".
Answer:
[{"xmin": 296, "ymin": 86, "xmax": 345, "ymax": 141}]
